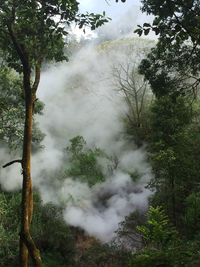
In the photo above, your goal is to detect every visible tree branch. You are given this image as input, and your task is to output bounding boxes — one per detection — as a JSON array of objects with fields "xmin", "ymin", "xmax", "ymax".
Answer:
[
  {"xmin": 3, "ymin": 159, "xmax": 22, "ymax": 168},
  {"xmin": 6, "ymin": 24, "xmax": 30, "ymax": 72},
  {"xmin": 32, "ymin": 62, "xmax": 41, "ymax": 94}
]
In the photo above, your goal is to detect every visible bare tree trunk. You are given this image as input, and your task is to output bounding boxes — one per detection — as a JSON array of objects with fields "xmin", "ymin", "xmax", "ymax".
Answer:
[
  {"xmin": 6, "ymin": 21, "xmax": 42, "ymax": 267},
  {"xmin": 19, "ymin": 71, "xmax": 42, "ymax": 267}
]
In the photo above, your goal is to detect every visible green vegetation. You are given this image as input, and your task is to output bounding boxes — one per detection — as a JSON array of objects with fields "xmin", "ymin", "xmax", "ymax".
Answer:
[
  {"xmin": 0, "ymin": 191, "xmax": 75, "ymax": 267},
  {"xmin": 127, "ymin": 207, "xmax": 200, "ymax": 267},
  {"xmin": 65, "ymin": 136, "xmax": 110, "ymax": 186},
  {"xmin": 0, "ymin": 67, "xmax": 44, "ymax": 150},
  {"xmin": 0, "ymin": 1, "xmax": 109, "ymax": 266},
  {"xmin": 126, "ymin": 0, "xmax": 200, "ymax": 266},
  {"xmin": 0, "ymin": 0, "xmax": 200, "ymax": 266}
]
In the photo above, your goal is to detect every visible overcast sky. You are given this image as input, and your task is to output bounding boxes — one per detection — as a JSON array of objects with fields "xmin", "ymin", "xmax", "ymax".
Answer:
[
  {"xmin": 79, "ymin": 0, "xmax": 142, "ymax": 17},
  {"xmin": 75, "ymin": 0, "xmax": 155, "ymax": 40}
]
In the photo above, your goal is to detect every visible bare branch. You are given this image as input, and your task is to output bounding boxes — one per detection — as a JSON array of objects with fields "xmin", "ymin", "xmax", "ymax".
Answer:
[{"xmin": 3, "ymin": 159, "xmax": 22, "ymax": 168}]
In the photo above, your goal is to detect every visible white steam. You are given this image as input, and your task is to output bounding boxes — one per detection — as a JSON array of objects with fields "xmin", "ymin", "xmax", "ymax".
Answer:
[
  {"xmin": 62, "ymin": 171, "xmax": 151, "ymax": 242},
  {"xmin": 0, "ymin": 39, "xmax": 153, "ymax": 242}
]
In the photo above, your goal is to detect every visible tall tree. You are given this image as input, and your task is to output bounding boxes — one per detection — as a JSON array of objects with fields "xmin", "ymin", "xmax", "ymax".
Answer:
[
  {"xmin": 133, "ymin": 0, "xmax": 200, "ymax": 227},
  {"xmin": 135, "ymin": 0, "xmax": 200, "ymax": 97},
  {"xmin": 113, "ymin": 61, "xmax": 152, "ymax": 145},
  {"xmin": 0, "ymin": 1, "xmax": 109, "ymax": 266}
]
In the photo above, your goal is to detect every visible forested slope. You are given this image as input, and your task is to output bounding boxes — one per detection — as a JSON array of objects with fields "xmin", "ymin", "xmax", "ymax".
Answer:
[{"xmin": 0, "ymin": 0, "xmax": 200, "ymax": 266}]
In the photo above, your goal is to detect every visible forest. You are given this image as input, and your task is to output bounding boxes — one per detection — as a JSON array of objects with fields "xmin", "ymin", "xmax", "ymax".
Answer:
[{"xmin": 0, "ymin": 0, "xmax": 200, "ymax": 266}]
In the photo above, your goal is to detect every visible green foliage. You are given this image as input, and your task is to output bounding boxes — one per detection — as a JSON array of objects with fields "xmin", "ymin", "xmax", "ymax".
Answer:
[
  {"xmin": 32, "ymin": 195, "xmax": 76, "ymax": 266},
  {"xmin": 0, "ymin": 191, "xmax": 76, "ymax": 267},
  {"xmin": 126, "ymin": 206, "xmax": 200, "ymax": 267},
  {"xmin": 137, "ymin": 206, "xmax": 178, "ymax": 249},
  {"xmin": 148, "ymin": 95, "xmax": 200, "ymax": 228},
  {"xmin": 126, "ymin": 206, "xmax": 178, "ymax": 267},
  {"xmin": 151, "ymin": 96, "xmax": 191, "ymax": 146},
  {"xmin": 80, "ymin": 243, "xmax": 128, "ymax": 267},
  {"xmin": 0, "ymin": 191, "xmax": 21, "ymax": 266},
  {"xmin": 41, "ymin": 252, "xmax": 69, "ymax": 267},
  {"xmin": 0, "ymin": 0, "xmax": 110, "ymax": 72},
  {"xmin": 139, "ymin": 0, "xmax": 200, "ymax": 45},
  {"xmin": 0, "ymin": 66, "xmax": 45, "ymax": 150},
  {"xmin": 0, "ymin": 67, "xmax": 24, "ymax": 148},
  {"xmin": 128, "ymin": 250, "xmax": 173, "ymax": 267},
  {"xmin": 136, "ymin": 1, "xmax": 200, "ymax": 98},
  {"xmin": 128, "ymin": 244, "xmax": 200, "ymax": 267},
  {"xmin": 65, "ymin": 136, "xmax": 107, "ymax": 186},
  {"xmin": 131, "ymin": 59, "xmax": 200, "ymax": 265},
  {"xmin": 184, "ymin": 191, "xmax": 200, "ymax": 237}
]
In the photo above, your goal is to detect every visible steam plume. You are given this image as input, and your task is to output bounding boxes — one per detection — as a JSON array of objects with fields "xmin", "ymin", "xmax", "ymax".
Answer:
[{"xmin": 0, "ymin": 40, "xmax": 153, "ymax": 242}]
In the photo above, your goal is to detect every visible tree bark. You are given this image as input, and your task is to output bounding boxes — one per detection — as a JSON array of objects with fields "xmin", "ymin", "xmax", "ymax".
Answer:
[
  {"xmin": 19, "ymin": 70, "xmax": 42, "ymax": 267},
  {"xmin": 7, "ymin": 18, "xmax": 42, "ymax": 267}
]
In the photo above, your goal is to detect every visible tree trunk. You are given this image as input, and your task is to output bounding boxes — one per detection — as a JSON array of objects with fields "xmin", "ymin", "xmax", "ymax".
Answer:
[
  {"xmin": 19, "ymin": 71, "xmax": 42, "ymax": 267},
  {"xmin": 169, "ymin": 174, "xmax": 177, "ymax": 226},
  {"xmin": 6, "ymin": 22, "xmax": 42, "ymax": 267}
]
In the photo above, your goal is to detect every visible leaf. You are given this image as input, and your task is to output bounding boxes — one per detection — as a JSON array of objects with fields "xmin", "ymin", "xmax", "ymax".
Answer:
[
  {"xmin": 143, "ymin": 23, "xmax": 151, "ymax": 27},
  {"xmin": 134, "ymin": 28, "xmax": 143, "ymax": 36},
  {"xmin": 153, "ymin": 27, "xmax": 160, "ymax": 35},
  {"xmin": 144, "ymin": 28, "xmax": 150, "ymax": 35}
]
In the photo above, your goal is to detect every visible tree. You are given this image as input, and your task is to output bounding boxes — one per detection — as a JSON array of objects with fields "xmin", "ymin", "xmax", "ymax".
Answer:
[
  {"xmin": 0, "ymin": 1, "xmax": 109, "ymax": 266},
  {"xmin": 127, "ymin": 206, "xmax": 200, "ymax": 267},
  {"xmin": 127, "ymin": 206, "xmax": 180, "ymax": 267},
  {"xmin": 147, "ymin": 92, "xmax": 200, "ymax": 232},
  {"xmin": 135, "ymin": 0, "xmax": 200, "ymax": 98},
  {"xmin": 138, "ymin": 0, "xmax": 200, "ymax": 45},
  {"xmin": 137, "ymin": 206, "xmax": 178, "ymax": 250},
  {"xmin": 113, "ymin": 61, "xmax": 152, "ymax": 145},
  {"xmin": 133, "ymin": 0, "xmax": 200, "ymax": 227},
  {"xmin": 184, "ymin": 191, "xmax": 200, "ymax": 237},
  {"xmin": 116, "ymin": 1, "xmax": 200, "ymax": 264}
]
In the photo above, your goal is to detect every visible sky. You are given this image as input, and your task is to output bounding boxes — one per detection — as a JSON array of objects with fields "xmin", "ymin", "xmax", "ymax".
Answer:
[
  {"xmin": 79, "ymin": 0, "xmax": 142, "ymax": 16},
  {"xmin": 72, "ymin": 0, "xmax": 155, "ymax": 40}
]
